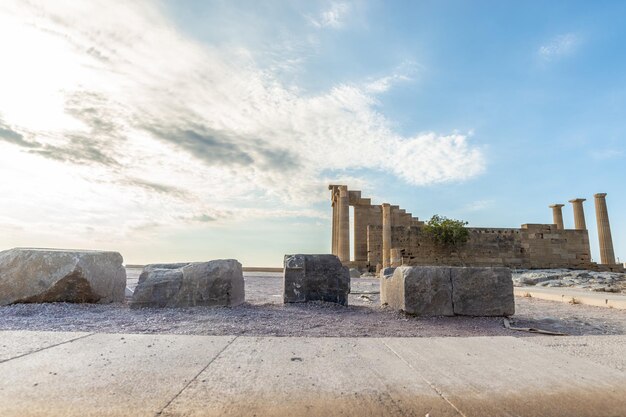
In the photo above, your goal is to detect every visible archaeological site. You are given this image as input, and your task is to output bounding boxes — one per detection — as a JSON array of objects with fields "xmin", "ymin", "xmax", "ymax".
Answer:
[{"xmin": 329, "ymin": 185, "xmax": 624, "ymax": 273}]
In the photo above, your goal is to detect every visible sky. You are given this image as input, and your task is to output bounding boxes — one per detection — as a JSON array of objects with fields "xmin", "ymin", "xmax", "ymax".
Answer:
[{"xmin": 0, "ymin": 0, "xmax": 624, "ymax": 266}]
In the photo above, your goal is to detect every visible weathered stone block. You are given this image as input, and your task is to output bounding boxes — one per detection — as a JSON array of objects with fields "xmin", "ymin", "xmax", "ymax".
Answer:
[
  {"xmin": 381, "ymin": 266, "xmax": 514, "ymax": 317},
  {"xmin": 349, "ymin": 268, "xmax": 361, "ymax": 278},
  {"xmin": 380, "ymin": 267, "xmax": 395, "ymax": 278},
  {"xmin": 0, "ymin": 248, "xmax": 126, "ymax": 305},
  {"xmin": 131, "ymin": 259, "xmax": 244, "ymax": 308},
  {"xmin": 381, "ymin": 266, "xmax": 454, "ymax": 316},
  {"xmin": 283, "ymin": 254, "xmax": 350, "ymax": 305},
  {"xmin": 451, "ymin": 267, "xmax": 515, "ymax": 316}
]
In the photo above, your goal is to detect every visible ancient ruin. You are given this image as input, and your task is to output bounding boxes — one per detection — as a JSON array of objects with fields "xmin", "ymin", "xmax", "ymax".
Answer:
[
  {"xmin": 283, "ymin": 254, "xmax": 350, "ymax": 305},
  {"xmin": 329, "ymin": 185, "xmax": 624, "ymax": 272},
  {"xmin": 131, "ymin": 260, "xmax": 245, "ymax": 308},
  {"xmin": 381, "ymin": 266, "xmax": 515, "ymax": 316},
  {"xmin": 0, "ymin": 248, "xmax": 126, "ymax": 305}
]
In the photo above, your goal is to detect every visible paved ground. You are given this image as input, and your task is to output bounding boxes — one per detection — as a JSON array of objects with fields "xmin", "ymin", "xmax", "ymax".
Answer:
[
  {"xmin": 515, "ymin": 286, "xmax": 626, "ymax": 309},
  {"xmin": 0, "ymin": 331, "xmax": 625, "ymax": 417}
]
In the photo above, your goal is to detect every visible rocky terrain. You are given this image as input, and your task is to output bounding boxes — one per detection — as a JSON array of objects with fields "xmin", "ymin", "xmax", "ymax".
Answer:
[
  {"xmin": 512, "ymin": 269, "xmax": 626, "ymax": 293},
  {"xmin": 0, "ymin": 270, "xmax": 624, "ymax": 337}
]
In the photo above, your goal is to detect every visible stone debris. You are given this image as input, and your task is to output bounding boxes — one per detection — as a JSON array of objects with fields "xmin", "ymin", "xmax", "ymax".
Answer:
[
  {"xmin": 1, "ymin": 272, "xmax": 625, "ymax": 337},
  {"xmin": 381, "ymin": 266, "xmax": 514, "ymax": 317},
  {"xmin": 0, "ymin": 248, "xmax": 126, "ymax": 306},
  {"xmin": 283, "ymin": 254, "xmax": 350, "ymax": 305},
  {"xmin": 349, "ymin": 268, "xmax": 361, "ymax": 278},
  {"xmin": 512, "ymin": 269, "xmax": 626, "ymax": 293},
  {"xmin": 130, "ymin": 260, "xmax": 244, "ymax": 308}
]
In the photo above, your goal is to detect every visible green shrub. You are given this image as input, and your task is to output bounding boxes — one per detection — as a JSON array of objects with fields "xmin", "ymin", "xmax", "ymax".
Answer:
[{"xmin": 423, "ymin": 215, "xmax": 469, "ymax": 247}]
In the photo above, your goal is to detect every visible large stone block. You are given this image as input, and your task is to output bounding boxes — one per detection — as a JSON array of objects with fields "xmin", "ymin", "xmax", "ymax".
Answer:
[
  {"xmin": 130, "ymin": 259, "xmax": 244, "ymax": 308},
  {"xmin": 451, "ymin": 267, "xmax": 515, "ymax": 316},
  {"xmin": 380, "ymin": 266, "xmax": 514, "ymax": 317},
  {"xmin": 283, "ymin": 254, "xmax": 350, "ymax": 305},
  {"xmin": 381, "ymin": 266, "xmax": 454, "ymax": 316},
  {"xmin": 0, "ymin": 248, "xmax": 126, "ymax": 305}
]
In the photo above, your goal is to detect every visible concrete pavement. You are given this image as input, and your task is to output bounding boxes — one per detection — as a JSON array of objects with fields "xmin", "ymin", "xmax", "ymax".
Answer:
[{"xmin": 0, "ymin": 331, "xmax": 625, "ymax": 416}]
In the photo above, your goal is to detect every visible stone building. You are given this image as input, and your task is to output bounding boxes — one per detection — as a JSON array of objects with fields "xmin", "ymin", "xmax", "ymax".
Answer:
[{"xmin": 329, "ymin": 185, "xmax": 623, "ymax": 273}]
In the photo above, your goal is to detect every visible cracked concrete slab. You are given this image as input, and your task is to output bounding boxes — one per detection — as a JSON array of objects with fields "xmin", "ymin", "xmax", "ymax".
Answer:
[
  {"xmin": 0, "ymin": 332, "xmax": 625, "ymax": 417},
  {"xmin": 0, "ymin": 330, "xmax": 90, "ymax": 363},
  {"xmin": 0, "ymin": 333, "xmax": 234, "ymax": 417},
  {"xmin": 161, "ymin": 337, "xmax": 460, "ymax": 417},
  {"xmin": 383, "ymin": 336, "xmax": 626, "ymax": 417}
]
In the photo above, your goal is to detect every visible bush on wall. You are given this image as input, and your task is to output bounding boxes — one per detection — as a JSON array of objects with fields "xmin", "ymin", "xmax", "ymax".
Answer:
[{"xmin": 423, "ymin": 215, "xmax": 469, "ymax": 247}]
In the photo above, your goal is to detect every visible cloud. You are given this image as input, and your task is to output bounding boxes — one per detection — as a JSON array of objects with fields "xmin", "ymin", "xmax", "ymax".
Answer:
[
  {"xmin": 538, "ymin": 33, "xmax": 580, "ymax": 60},
  {"xmin": 31, "ymin": 136, "xmax": 120, "ymax": 166},
  {"xmin": 192, "ymin": 214, "xmax": 217, "ymax": 223},
  {"xmin": 463, "ymin": 199, "xmax": 495, "ymax": 212},
  {"xmin": 118, "ymin": 178, "xmax": 190, "ymax": 199},
  {"xmin": 590, "ymin": 149, "xmax": 623, "ymax": 160},
  {"xmin": 0, "ymin": 120, "xmax": 40, "ymax": 148},
  {"xmin": 309, "ymin": 2, "xmax": 351, "ymax": 29},
  {"xmin": 0, "ymin": 0, "xmax": 485, "ymax": 243},
  {"xmin": 364, "ymin": 61, "xmax": 419, "ymax": 94}
]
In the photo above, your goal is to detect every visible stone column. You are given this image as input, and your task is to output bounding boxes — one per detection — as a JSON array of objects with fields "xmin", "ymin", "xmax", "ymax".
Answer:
[
  {"xmin": 382, "ymin": 203, "xmax": 392, "ymax": 268},
  {"xmin": 331, "ymin": 195, "xmax": 338, "ymax": 255},
  {"xmin": 594, "ymin": 193, "xmax": 615, "ymax": 265},
  {"xmin": 549, "ymin": 204, "xmax": 565, "ymax": 230},
  {"xmin": 568, "ymin": 198, "xmax": 587, "ymax": 230},
  {"xmin": 337, "ymin": 185, "xmax": 350, "ymax": 263},
  {"xmin": 353, "ymin": 205, "xmax": 368, "ymax": 263}
]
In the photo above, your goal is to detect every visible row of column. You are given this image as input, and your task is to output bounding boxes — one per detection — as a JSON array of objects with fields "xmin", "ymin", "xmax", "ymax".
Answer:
[
  {"xmin": 330, "ymin": 185, "xmax": 403, "ymax": 268},
  {"xmin": 549, "ymin": 194, "xmax": 615, "ymax": 265}
]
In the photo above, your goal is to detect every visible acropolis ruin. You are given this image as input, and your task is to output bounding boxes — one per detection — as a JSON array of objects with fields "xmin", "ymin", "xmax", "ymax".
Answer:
[{"xmin": 329, "ymin": 185, "xmax": 623, "ymax": 273}]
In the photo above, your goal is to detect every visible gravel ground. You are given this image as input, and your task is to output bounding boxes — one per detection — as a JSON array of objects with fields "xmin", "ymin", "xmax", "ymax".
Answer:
[{"xmin": 0, "ymin": 270, "xmax": 625, "ymax": 337}]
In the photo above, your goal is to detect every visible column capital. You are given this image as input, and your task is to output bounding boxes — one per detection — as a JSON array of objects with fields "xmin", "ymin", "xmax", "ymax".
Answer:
[
  {"xmin": 549, "ymin": 204, "xmax": 564, "ymax": 209},
  {"xmin": 594, "ymin": 193, "xmax": 607, "ymax": 198},
  {"xmin": 568, "ymin": 198, "xmax": 586, "ymax": 203},
  {"xmin": 381, "ymin": 202, "xmax": 391, "ymax": 207}
]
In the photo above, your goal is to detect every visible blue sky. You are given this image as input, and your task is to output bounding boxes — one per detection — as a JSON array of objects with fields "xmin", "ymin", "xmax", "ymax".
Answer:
[{"xmin": 0, "ymin": 1, "xmax": 624, "ymax": 265}]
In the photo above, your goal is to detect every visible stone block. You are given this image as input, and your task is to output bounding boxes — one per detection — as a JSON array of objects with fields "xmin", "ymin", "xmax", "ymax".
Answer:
[
  {"xmin": 380, "ymin": 267, "xmax": 395, "ymax": 278},
  {"xmin": 130, "ymin": 259, "xmax": 244, "ymax": 308},
  {"xmin": 381, "ymin": 266, "xmax": 453, "ymax": 316},
  {"xmin": 451, "ymin": 267, "xmax": 515, "ymax": 316},
  {"xmin": 381, "ymin": 266, "xmax": 514, "ymax": 317},
  {"xmin": 283, "ymin": 254, "xmax": 350, "ymax": 305},
  {"xmin": 0, "ymin": 248, "xmax": 126, "ymax": 305}
]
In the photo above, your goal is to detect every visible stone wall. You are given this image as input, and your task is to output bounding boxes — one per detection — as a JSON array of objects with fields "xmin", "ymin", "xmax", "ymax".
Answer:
[{"xmin": 386, "ymin": 223, "xmax": 596, "ymax": 270}]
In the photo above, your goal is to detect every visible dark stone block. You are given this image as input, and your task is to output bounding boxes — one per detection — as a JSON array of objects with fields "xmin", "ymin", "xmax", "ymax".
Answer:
[{"xmin": 283, "ymin": 254, "xmax": 350, "ymax": 305}]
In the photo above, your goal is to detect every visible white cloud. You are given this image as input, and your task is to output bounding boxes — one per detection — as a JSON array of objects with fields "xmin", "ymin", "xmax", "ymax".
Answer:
[
  {"xmin": 364, "ymin": 61, "xmax": 419, "ymax": 94},
  {"xmin": 463, "ymin": 199, "xmax": 495, "ymax": 212},
  {"xmin": 365, "ymin": 74, "xmax": 410, "ymax": 93},
  {"xmin": 538, "ymin": 33, "xmax": 580, "ymax": 60},
  {"xmin": 0, "ymin": 0, "xmax": 485, "ymax": 245},
  {"xmin": 590, "ymin": 149, "xmax": 623, "ymax": 160},
  {"xmin": 309, "ymin": 2, "xmax": 351, "ymax": 29}
]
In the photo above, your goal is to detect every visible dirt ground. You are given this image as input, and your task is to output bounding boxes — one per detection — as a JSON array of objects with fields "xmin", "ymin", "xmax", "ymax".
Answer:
[{"xmin": 0, "ymin": 271, "xmax": 624, "ymax": 337}]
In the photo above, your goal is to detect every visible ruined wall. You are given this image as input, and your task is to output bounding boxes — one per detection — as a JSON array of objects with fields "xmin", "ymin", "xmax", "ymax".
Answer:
[
  {"xmin": 386, "ymin": 224, "xmax": 596, "ymax": 270},
  {"xmin": 356, "ymin": 205, "xmax": 381, "ymax": 264},
  {"xmin": 367, "ymin": 225, "xmax": 383, "ymax": 267},
  {"xmin": 519, "ymin": 224, "xmax": 593, "ymax": 269}
]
